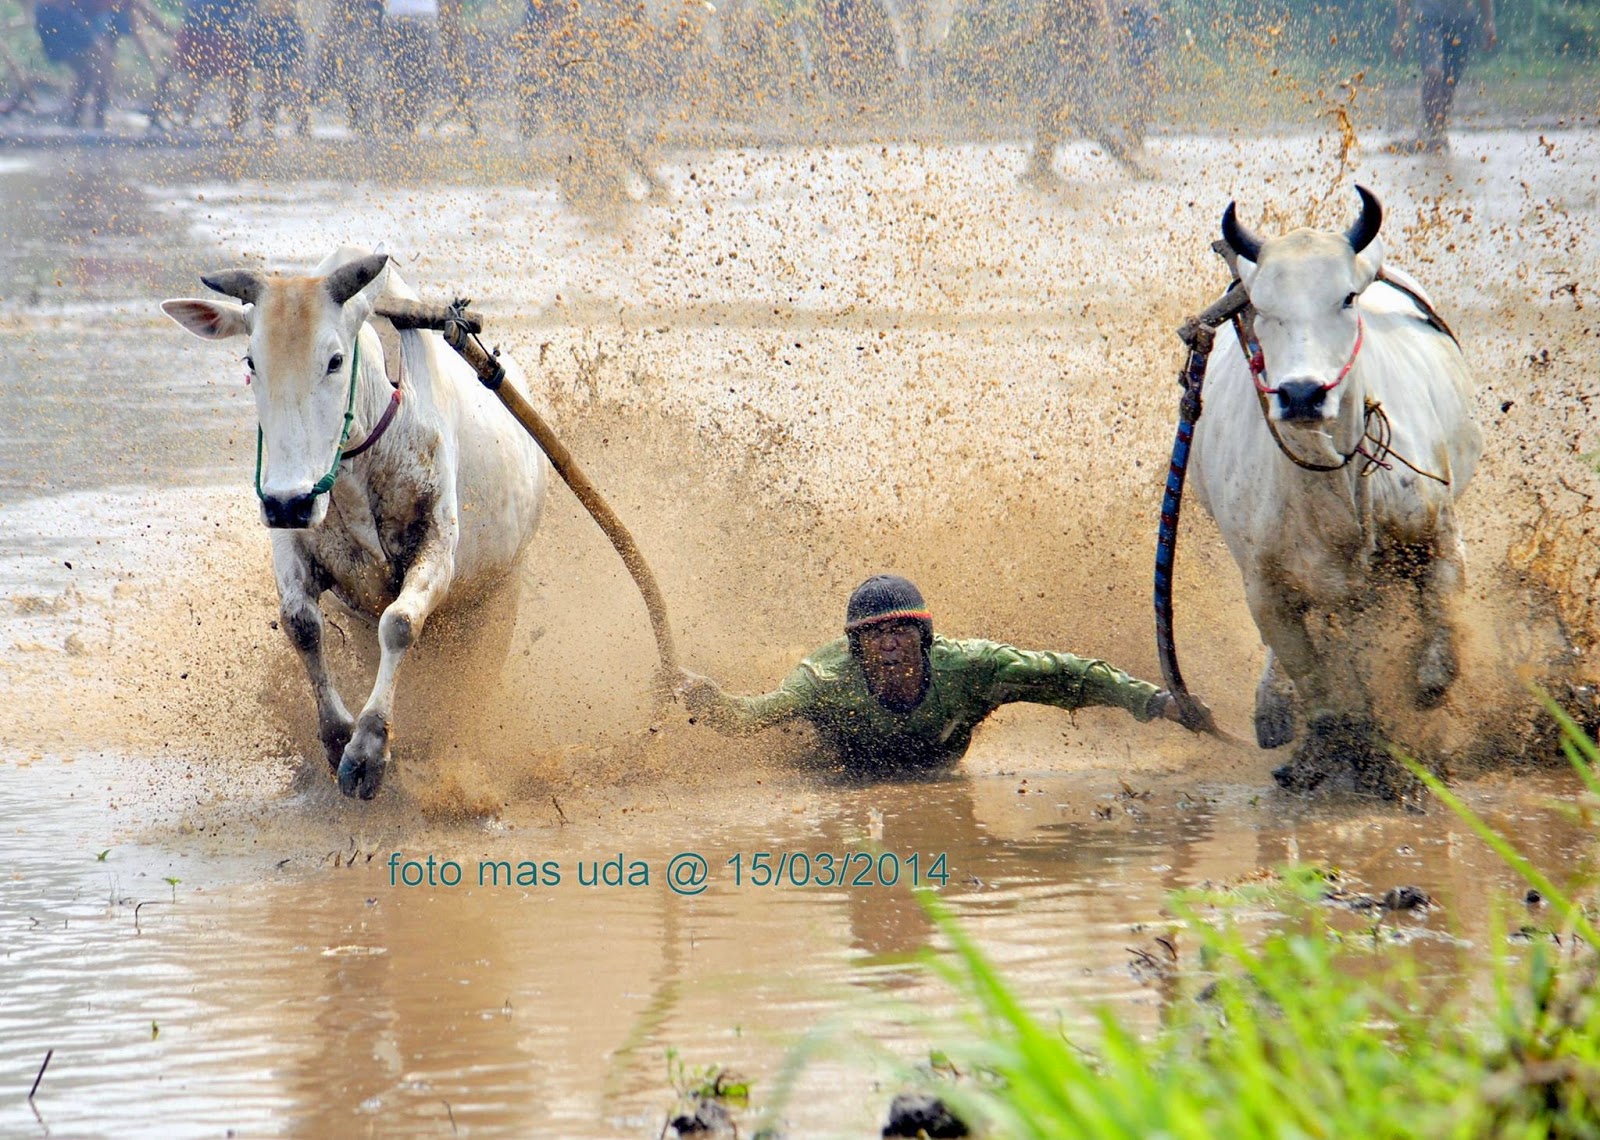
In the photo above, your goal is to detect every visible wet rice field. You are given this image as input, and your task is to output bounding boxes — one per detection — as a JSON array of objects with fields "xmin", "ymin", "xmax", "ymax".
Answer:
[{"xmin": 1, "ymin": 118, "xmax": 1598, "ymax": 1136}]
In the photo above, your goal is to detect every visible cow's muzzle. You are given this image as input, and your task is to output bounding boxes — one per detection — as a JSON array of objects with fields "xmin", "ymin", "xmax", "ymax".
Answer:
[
  {"xmin": 261, "ymin": 491, "xmax": 319, "ymax": 529},
  {"xmin": 1275, "ymin": 379, "xmax": 1329, "ymax": 422}
]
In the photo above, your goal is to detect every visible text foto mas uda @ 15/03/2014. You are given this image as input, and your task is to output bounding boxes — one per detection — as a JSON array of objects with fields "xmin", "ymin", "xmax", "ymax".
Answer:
[{"xmin": 385, "ymin": 850, "xmax": 953, "ymax": 895}]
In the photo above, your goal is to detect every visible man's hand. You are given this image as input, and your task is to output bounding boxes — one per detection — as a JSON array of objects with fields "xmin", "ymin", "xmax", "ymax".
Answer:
[
  {"xmin": 674, "ymin": 668, "xmax": 723, "ymax": 719},
  {"xmin": 1155, "ymin": 689, "xmax": 1216, "ymax": 733}
]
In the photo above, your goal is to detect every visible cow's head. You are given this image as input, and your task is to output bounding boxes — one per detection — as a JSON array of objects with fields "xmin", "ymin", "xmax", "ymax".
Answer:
[
  {"xmin": 1222, "ymin": 186, "xmax": 1383, "ymax": 447},
  {"xmin": 163, "ymin": 253, "xmax": 389, "ymax": 530}
]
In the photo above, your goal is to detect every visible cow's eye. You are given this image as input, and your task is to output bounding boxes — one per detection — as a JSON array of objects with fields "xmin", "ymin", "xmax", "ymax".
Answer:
[
  {"xmin": 327, "ymin": 353, "xmax": 344, "ymax": 375},
  {"xmin": 244, "ymin": 354, "xmax": 255, "ymax": 372},
  {"xmin": 1342, "ymin": 292, "xmax": 1357, "ymax": 309}
]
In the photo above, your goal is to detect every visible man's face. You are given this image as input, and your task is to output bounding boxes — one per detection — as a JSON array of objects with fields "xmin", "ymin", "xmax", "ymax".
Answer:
[{"xmin": 857, "ymin": 620, "xmax": 926, "ymax": 705}]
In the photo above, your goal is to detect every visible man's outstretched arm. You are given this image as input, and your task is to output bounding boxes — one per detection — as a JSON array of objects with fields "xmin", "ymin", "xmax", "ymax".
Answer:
[
  {"xmin": 974, "ymin": 642, "xmax": 1189, "ymax": 724},
  {"xmin": 675, "ymin": 665, "xmax": 816, "ymax": 737}
]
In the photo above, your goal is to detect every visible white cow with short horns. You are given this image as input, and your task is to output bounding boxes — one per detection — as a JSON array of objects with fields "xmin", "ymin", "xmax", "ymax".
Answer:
[
  {"xmin": 1189, "ymin": 186, "xmax": 1482, "ymax": 796},
  {"xmin": 163, "ymin": 246, "xmax": 548, "ymax": 799}
]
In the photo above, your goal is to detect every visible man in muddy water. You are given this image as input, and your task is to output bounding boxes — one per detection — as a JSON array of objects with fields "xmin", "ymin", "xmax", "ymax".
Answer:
[
  {"xmin": 676, "ymin": 575, "xmax": 1200, "ymax": 776},
  {"xmin": 1390, "ymin": 0, "xmax": 1496, "ymax": 154}
]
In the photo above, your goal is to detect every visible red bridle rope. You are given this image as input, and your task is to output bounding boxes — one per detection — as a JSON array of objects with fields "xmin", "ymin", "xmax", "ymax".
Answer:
[{"xmin": 1249, "ymin": 315, "xmax": 1364, "ymax": 396}]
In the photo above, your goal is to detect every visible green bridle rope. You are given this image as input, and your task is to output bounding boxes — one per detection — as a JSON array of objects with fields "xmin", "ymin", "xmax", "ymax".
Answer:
[{"xmin": 253, "ymin": 337, "xmax": 361, "ymax": 502}]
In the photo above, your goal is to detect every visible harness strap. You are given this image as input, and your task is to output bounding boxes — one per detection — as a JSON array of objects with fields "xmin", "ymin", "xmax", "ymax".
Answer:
[
  {"xmin": 339, "ymin": 386, "xmax": 404, "ymax": 460},
  {"xmin": 1377, "ymin": 268, "xmax": 1459, "ymax": 346}
]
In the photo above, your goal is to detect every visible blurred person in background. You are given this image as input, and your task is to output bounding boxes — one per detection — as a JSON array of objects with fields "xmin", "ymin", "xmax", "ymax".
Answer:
[
  {"xmin": 383, "ymin": 0, "xmax": 437, "ymax": 134},
  {"xmin": 33, "ymin": 0, "xmax": 116, "ymax": 126},
  {"xmin": 149, "ymin": 0, "xmax": 255, "ymax": 133},
  {"xmin": 816, "ymin": 0, "xmax": 904, "ymax": 107},
  {"xmin": 1018, "ymin": 0, "xmax": 1145, "ymax": 183},
  {"xmin": 83, "ymin": 0, "xmax": 169, "ymax": 128},
  {"xmin": 521, "ymin": 0, "xmax": 668, "ymax": 202},
  {"xmin": 577, "ymin": 0, "xmax": 671, "ymax": 198},
  {"xmin": 435, "ymin": 0, "xmax": 476, "ymax": 131},
  {"xmin": 250, "ymin": 0, "xmax": 308, "ymax": 134},
  {"xmin": 314, "ymin": 0, "xmax": 383, "ymax": 132},
  {"xmin": 1390, "ymin": 0, "xmax": 1496, "ymax": 153},
  {"xmin": 514, "ymin": 0, "xmax": 574, "ymax": 137},
  {"xmin": 1118, "ymin": 0, "xmax": 1161, "ymax": 154}
]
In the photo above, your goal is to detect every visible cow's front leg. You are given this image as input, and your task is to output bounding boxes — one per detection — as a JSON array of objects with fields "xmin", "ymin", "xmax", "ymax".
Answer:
[
  {"xmin": 1247, "ymin": 583, "xmax": 1371, "ymax": 792},
  {"xmin": 275, "ymin": 548, "xmax": 355, "ymax": 772},
  {"xmin": 337, "ymin": 532, "xmax": 456, "ymax": 800},
  {"xmin": 1414, "ymin": 518, "xmax": 1466, "ymax": 709},
  {"xmin": 1254, "ymin": 649, "xmax": 1298, "ymax": 749},
  {"xmin": 1246, "ymin": 584, "xmax": 1335, "ymax": 719}
]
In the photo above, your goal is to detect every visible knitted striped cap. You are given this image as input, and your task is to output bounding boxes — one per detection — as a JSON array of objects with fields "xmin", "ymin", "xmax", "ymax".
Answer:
[{"xmin": 844, "ymin": 575, "xmax": 932, "ymax": 633}]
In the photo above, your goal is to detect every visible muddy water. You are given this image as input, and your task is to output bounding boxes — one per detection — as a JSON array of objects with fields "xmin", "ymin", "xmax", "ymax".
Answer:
[{"xmin": 0, "ymin": 131, "xmax": 1597, "ymax": 1137}]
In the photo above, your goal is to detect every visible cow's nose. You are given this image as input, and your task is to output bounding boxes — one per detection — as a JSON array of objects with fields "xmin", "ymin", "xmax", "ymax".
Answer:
[
  {"xmin": 1276, "ymin": 379, "xmax": 1328, "ymax": 421},
  {"xmin": 261, "ymin": 491, "xmax": 317, "ymax": 529}
]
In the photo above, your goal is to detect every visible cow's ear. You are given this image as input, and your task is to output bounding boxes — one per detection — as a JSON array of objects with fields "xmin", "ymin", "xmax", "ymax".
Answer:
[
  {"xmin": 1353, "ymin": 235, "xmax": 1384, "ymax": 293},
  {"xmin": 328, "ymin": 252, "xmax": 389, "ymax": 327},
  {"xmin": 1236, "ymin": 255, "xmax": 1259, "ymax": 292},
  {"xmin": 162, "ymin": 298, "xmax": 250, "ymax": 340}
]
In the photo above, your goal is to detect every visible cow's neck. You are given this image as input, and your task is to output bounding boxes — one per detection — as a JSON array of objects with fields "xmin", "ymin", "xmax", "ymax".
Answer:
[
  {"xmin": 318, "ymin": 328, "xmax": 438, "ymax": 584},
  {"xmin": 327, "ymin": 326, "xmax": 438, "ymax": 533},
  {"xmin": 344, "ymin": 324, "xmax": 412, "ymax": 460}
]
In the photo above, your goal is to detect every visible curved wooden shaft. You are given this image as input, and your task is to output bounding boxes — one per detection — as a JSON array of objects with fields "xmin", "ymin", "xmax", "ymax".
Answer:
[{"xmin": 444, "ymin": 328, "xmax": 679, "ymax": 676}]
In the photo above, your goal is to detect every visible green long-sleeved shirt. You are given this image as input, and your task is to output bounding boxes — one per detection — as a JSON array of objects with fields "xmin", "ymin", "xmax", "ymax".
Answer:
[{"xmin": 697, "ymin": 635, "xmax": 1164, "ymax": 774}]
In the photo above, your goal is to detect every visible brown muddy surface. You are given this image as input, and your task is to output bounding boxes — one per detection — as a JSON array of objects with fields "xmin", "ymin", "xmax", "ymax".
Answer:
[{"xmin": 0, "ymin": 122, "xmax": 1597, "ymax": 1137}]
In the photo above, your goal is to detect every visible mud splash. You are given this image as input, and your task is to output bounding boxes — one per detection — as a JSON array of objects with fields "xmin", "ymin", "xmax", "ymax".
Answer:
[{"xmin": 1, "ymin": 120, "xmax": 1598, "ymax": 1136}]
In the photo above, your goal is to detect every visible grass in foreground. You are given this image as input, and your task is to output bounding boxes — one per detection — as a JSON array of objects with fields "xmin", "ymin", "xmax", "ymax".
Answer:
[{"xmin": 921, "ymin": 704, "xmax": 1600, "ymax": 1139}]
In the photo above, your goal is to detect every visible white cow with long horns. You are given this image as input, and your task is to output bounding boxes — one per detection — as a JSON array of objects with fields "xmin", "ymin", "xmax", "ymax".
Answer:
[
  {"xmin": 163, "ymin": 247, "xmax": 548, "ymax": 799},
  {"xmin": 1188, "ymin": 186, "xmax": 1481, "ymax": 795}
]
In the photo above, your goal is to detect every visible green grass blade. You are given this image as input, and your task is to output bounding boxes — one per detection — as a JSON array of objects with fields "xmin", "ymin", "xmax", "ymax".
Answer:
[{"xmin": 1396, "ymin": 752, "xmax": 1598, "ymax": 948}]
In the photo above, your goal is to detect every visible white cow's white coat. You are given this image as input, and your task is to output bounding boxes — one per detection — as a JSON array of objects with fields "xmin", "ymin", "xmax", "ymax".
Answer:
[
  {"xmin": 1190, "ymin": 217, "xmax": 1482, "ymax": 753},
  {"xmin": 163, "ymin": 246, "xmax": 548, "ymax": 797}
]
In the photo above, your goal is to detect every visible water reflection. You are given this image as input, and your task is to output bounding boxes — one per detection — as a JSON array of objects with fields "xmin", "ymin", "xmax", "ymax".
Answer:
[{"xmin": 1, "ymin": 749, "xmax": 1592, "ymax": 1137}]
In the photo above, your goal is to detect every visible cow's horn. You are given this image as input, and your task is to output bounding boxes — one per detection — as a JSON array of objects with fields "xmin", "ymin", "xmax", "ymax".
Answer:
[
  {"xmin": 1344, "ymin": 185, "xmax": 1382, "ymax": 253},
  {"xmin": 325, "ymin": 253, "xmax": 390, "ymax": 307},
  {"xmin": 1221, "ymin": 202, "xmax": 1263, "ymax": 262},
  {"xmin": 200, "ymin": 269, "xmax": 265, "ymax": 305}
]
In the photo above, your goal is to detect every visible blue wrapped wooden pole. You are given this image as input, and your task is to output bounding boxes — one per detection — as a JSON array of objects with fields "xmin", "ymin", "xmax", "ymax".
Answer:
[{"xmin": 1153, "ymin": 284, "xmax": 1248, "ymax": 740}]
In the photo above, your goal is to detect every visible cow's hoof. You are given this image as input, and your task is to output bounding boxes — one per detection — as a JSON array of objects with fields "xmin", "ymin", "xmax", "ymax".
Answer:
[
  {"xmin": 1254, "ymin": 668, "xmax": 1297, "ymax": 748},
  {"xmin": 1255, "ymin": 707, "xmax": 1296, "ymax": 750},
  {"xmin": 1415, "ymin": 638, "xmax": 1458, "ymax": 709},
  {"xmin": 1275, "ymin": 713, "xmax": 1387, "ymax": 796},
  {"xmin": 319, "ymin": 717, "xmax": 355, "ymax": 772},
  {"xmin": 1272, "ymin": 759, "xmax": 1325, "ymax": 794},
  {"xmin": 337, "ymin": 715, "xmax": 390, "ymax": 800},
  {"xmin": 337, "ymin": 751, "xmax": 388, "ymax": 800},
  {"xmin": 1353, "ymin": 753, "xmax": 1423, "ymax": 805}
]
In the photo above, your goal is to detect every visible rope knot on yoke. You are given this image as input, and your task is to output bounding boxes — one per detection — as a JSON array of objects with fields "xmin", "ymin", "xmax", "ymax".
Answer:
[{"xmin": 444, "ymin": 297, "xmax": 505, "ymax": 390}]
